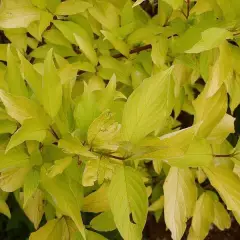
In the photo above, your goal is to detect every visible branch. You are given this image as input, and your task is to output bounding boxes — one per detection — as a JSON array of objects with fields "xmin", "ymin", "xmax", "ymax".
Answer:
[
  {"xmin": 186, "ymin": 0, "xmax": 190, "ymax": 18},
  {"xmin": 213, "ymin": 154, "xmax": 233, "ymax": 158},
  {"xmin": 49, "ymin": 126, "xmax": 60, "ymax": 140}
]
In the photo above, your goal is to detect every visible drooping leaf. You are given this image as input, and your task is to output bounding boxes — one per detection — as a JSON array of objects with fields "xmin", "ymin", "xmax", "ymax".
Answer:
[
  {"xmin": 108, "ymin": 166, "xmax": 148, "ymax": 240},
  {"xmin": 213, "ymin": 201, "xmax": 231, "ymax": 231},
  {"xmin": 162, "ymin": 0, "xmax": 183, "ymax": 10},
  {"xmin": 188, "ymin": 192, "xmax": 214, "ymax": 240},
  {"xmin": 164, "ymin": 167, "xmax": 197, "ymax": 240}
]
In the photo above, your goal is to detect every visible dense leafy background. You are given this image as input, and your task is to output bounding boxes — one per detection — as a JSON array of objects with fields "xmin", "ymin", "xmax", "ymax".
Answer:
[{"xmin": 0, "ymin": 0, "xmax": 240, "ymax": 240}]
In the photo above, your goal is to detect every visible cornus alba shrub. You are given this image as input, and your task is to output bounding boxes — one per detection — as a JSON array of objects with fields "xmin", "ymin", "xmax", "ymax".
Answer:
[{"xmin": 0, "ymin": 0, "xmax": 240, "ymax": 239}]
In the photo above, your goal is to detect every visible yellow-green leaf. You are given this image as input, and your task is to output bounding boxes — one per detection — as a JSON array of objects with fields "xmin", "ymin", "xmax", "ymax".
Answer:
[
  {"xmin": 108, "ymin": 166, "xmax": 148, "ymax": 240},
  {"xmin": 164, "ymin": 167, "xmax": 197, "ymax": 240}
]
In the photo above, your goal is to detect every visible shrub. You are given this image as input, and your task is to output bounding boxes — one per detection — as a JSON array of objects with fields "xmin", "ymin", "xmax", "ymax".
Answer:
[{"xmin": 0, "ymin": 0, "xmax": 239, "ymax": 239}]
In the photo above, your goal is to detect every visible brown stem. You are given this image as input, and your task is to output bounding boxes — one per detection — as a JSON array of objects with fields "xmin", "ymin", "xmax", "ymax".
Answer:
[
  {"xmin": 49, "ymin": 126, "xmax": 60, "ymax": 140},
  {"xmin": 213, "ymin": 154, "xmax": 233, "ymax": 158},
  {"xmin": 186, "ymin": 0, "xmax": 190, "ymax": 18}
]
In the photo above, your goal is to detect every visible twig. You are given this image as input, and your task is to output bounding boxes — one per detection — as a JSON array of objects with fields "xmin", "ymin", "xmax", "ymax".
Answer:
[
  {"xmin": 49, "ymin": 126, "xmax": 60, "ymax": 140},
  {"xmin": 213, "ymin": 154, "xmax": 233, "ymax": 158},
  {"xmin": 186, "ymin": 0, "xmax": 190, "ymax": 18}
]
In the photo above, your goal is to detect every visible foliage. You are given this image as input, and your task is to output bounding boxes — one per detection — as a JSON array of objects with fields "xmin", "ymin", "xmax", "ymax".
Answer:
[{"xmin": 0, "ymin": 0, "xmax": 239, "ymax": 239}]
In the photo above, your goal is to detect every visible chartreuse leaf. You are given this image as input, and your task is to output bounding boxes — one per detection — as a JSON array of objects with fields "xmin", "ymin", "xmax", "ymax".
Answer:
[
  {"xmin": 31, "ymin": 0, "xmax": 46, "ymax": 9},
  {"xmin": 108, "ymin": 166, "xmax": 148, "ymax": 240},
  {"xmin": 6, "ymin": 118, "xmax": 47, "ymax": 152},
  {"xmin": 164, "ymin": 167, "xmax": 197, "ymax": 240},
  {"xmin": 204, "ymin": 167, "xmax": 240, "ymax": 221},
  {"xmin": 162, "ymin": 0, "xmax": 183, "ymax": 10},
  {"xmin": 148, "ymin": 196, "xmax": 164, "ymax": 212},
  {"xmin": 55, "ymin": 0, "xmax": 92, "ymax": 15},
  {"xmin": 213, "ymin": 201, "xmax": 231, "ymax": 230},
  {"xmin": 58, "ymin": 134, "xmax": 97, "ymax": 159},
  {"xmin": 30, "ymin": 217, "xmax": 76, "ymax": 240},
  {"xmin": 82, "ymin": 157, "xmax": 121, "ymax": 186},
  {"xmin": 74, "ymin": 34, "xmax": 98, "ymax": 66},
  {"xmin": 0, "ymin": 197, "xmax": 11, "ymax": 218},
  {"xmin": 23, "ymin": 189, "xmax": 44, "ymax": 229},
  {"xmin": 23, "ymin": 169, "xmax": 40, "ymax": 208},
  {"xmin": 101, "ymin": 30, "xmax": 130, "ymax": 57},
  {"xmin": 46, "ymin": 157, "xmax": 72, "ymax": 178},
  {"xmin": 188, "ymin": 192, "xmax": 214, "ymax": 240},
  {"xmin": 186, "ymin": 28, "xmax": 233, "ymax": 53},
  {"xmin": 151, "ymin": 36, "xmax": 168, "ymax": 67},
  {"xmin": 0, "ymin": 147, "xmax": 29, "ymax": 171},
  {"xmin": 82, "ymin": 184, "xmax": 110, "ymax": 213},
  {"xmin": 42, "ymin": 49, "xmax": 62, "ymax": 119},
  {"xmin": 6, "ymin": 45, "xmax": 28, "ymax": 97},
  {"xmin": 90, "ymin": 211, "xmax": 116, "ymax": 232},
  {"xmin": 0, "ymin": 5, "xmax": 40, "ymax": 29},
  {"xmin": 40, "ymin": 167, "xmax": 86, "ymax": 239},
  {"xmin": 74, "ymin": 83, "xmax": 100, "ymax": 140},
  {"xmin": 121, "ymin": 67, "xmax": 174, "ymax": 143},
  {"xmin": 193, "ymin": 85, "xmax": 227, "ymax": 137},
  {"xmin": 17, "ymin": 51, "xmax": 42, "ymax": 101},
  {"xmin": 206, "ymin": 42, "xmax": 233, "ymax": 98},
  {"xmin": 87, "ymin": 110, "xmax": 120, "ymax": 150},
  {"xmin": 0, "ymin": 90, "xmax": 47, "ymax": 124},
  {"xmin": 0, "ymin": 166, "xmax": 31, "ymax": 192}
]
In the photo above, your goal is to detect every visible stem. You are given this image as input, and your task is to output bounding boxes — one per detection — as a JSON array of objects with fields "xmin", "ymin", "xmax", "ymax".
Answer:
[
  {"xmin": 49, "ymin": 126, "xmax": 60, "ymax": 140},
  {"xmin": 186, "ymin": 0, "xmax": 190, "ymax": 18},
  {"xmin": 213, "ymin": 154, "xmax": 233, "ymax": 158}
]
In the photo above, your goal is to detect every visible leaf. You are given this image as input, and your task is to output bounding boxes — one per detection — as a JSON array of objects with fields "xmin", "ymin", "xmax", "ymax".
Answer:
[
  {"xmin": 213, "ymin": 201, "xmax": 231, "ymax": 231},
  {"xmin": 90, "ymin": 211, "xmax": 116, "ymax": 232},
  {"xmin": 0, "ymin": 6, "xmax": 40, "ymax": 28},
  {"xmin": 186, "ymin": 28, "xmax": 233, "ymax": 53},
  {"xmin": 55, "ymin": 0, "xmax": 92, "ymax": 15},
  {"xmin": 46, "ymin": 157, "xmax": 72, "ymax": 178},
  {"xmin": 164, "ymin": 167, "xmax": 197, "ymax": 240},
  {"xmin": 29, "ymin": 217, "xmax": 77, "ymax": 240},
  {"xmin": 6, "ymin": 118, "xmax": 47, "ymax": 152},
  {"xmin": 87, "ymin": 110, "xmax": 120, "ymax": 150},
  {"xmin": 42, "ymin": 49, "xmax": 62, "ymax": 118},
  {"xmin": 121, "ymin": 67, "xmax": 174, "ymax": 143},
  {"xmin": 108, "ymin": 166, "xmax": 148, "ymax": 240},
  {"xmin": 0, "ymin": 44, "xmax": 7, "ymax": 61},
  {"xmin": 74, "ymin": 34, "xmax": 98, "ymax": 66},
  {"xmin": 24, "ymin": 169, "xmax": 40, "ymax": 208},
  {"xmin": 0, "ymin": 197, "xmax": 11, "ymax": 218},
  {"xmin": 188, "ymin": 192, "xmax": 214, "ymax": 240},
  {"xmin": 162, "ymin": 0, "xmax": 183, "ymax": 10},
  {"xmin": 58, "ymin": 134, "xmax": 97, "ymax": 159},
  {"xmin": 6, "ymin": 45, "xmax": 28, "ymax": 97},
  {"xmin": 40, "ymin": 167, "xmax": 86, "ymax": 239},
  {"xmin": 0, "ymin": 90, "xmax": 46, "ymax": 124},
  {"xmin": 74, "ymin": 83, "xmax": 100, "ymax": 140},
  {"xmin": 204, "ymin": 167, "xmax": 240, "ymax": 220},
  {"xmin": 151, "ymin": 36, "xmax": 168, "ymax": 67},
  {"xmin": 0, "ymin": 147, "xmax": 29, "ymax": 171},
  {"xmin": 101, "ymin": 30, "xmax": 130, "ymax": 57},
  {"xmin": 0, "ymin": 166, "xmax": 31, "ymax": 192},
  {"xmin": 82, "ymin": 184, "xmax": 110, "ymax": 213},
  {"xmin": 23, "ymin": 189, "xmax": 44, "ymax": 229},
  {"xmin": 0, "ymin": 120, "xmax": 17, "ymax": 134},
  {"xmin": 31, "ymin": 0, "xmax": 47, "ymax": 9},
  {"xmin": 193, "ymin": 85, "xmax": 227, "ymax": 138},
  {"xmin": 82, "ymin": 158, "xmax": 120, "ymax": 186},
  {"xmin": 148, "ymin": 196, "xmax": 164, "ymax": 212},
  {"xmin": 17, "ymin": 51, "xmax": 42, "ymax": 101}
]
